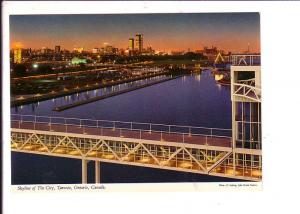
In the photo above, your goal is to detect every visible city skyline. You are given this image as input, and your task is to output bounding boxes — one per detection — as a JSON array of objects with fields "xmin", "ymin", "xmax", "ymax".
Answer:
[{"xmin": 10, "ymin": 13, "xmax": 260, "ymax": 53}]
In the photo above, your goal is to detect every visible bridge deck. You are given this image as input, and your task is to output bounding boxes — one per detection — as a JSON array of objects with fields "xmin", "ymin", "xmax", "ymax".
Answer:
[{"xmin": 11, "ymin": 121, "xmax": 232, "ymax": 148}]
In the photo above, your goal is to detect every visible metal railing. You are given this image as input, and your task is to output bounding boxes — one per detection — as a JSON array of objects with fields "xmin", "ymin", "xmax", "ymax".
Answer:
[
  {"xmin": 237, "ymin": 78, "xmax": 255, "ymax": 86},
  {"xmin": 11, "ymin": 114, "xmax": 232, "ymax": 146},
  {"xmin": 230, "ymin": 54, "xmax": 261, "ymax": 66},
  {"xmin": 233, "ymin": 83, "xmax": 261, "ymax": 101}
]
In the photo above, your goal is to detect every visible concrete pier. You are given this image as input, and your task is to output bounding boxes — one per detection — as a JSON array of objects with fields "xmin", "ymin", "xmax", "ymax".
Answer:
[{"xmin": 53, "ymin": 75, "xmax": 182, "ymax": 111}]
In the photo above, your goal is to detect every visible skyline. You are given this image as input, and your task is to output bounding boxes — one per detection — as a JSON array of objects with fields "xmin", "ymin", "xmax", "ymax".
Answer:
[{"xmin": 10, "ymin": 13, "xmax": 260, "ymax": 52}]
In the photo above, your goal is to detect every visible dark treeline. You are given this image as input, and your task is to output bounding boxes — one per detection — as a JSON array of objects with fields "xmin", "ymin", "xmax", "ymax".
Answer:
[
  {"xmin": 112, "ymin": 52, "xmax": 206, "ymax": 64},
  {"xmin": 11, "ymin": 63, "xmax": 101, "ymax": 77}
]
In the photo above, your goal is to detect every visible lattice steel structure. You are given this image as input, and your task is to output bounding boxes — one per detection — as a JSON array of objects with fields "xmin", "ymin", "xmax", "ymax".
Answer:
[
  {"xmin": 11, "ymin": 117, "xmax": 261, "ymax": 183},
  {"xmin": 230, "ymin": 54, "xmax": 262, "ymax": 181},
  {"xmin": 11, "ymin": 128, "xmax": 262, "ymax": 183}
]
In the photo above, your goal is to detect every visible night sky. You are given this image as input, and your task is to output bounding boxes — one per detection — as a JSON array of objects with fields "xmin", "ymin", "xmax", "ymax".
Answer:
[{"xmin": 10, "ymin": 13, "xmax": 260, "ymax": 52}]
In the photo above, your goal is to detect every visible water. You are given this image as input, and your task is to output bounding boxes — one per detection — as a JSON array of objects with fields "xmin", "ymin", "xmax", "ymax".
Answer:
[{"xmin": 11, "ymin": 70, "xmax": 240, "ymax": 184}]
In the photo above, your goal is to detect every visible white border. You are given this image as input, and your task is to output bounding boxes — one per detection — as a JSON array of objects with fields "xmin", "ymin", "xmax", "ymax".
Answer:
[{"xmin": 3, "ymin": 1, "xmax": 300, "ymax": 214}]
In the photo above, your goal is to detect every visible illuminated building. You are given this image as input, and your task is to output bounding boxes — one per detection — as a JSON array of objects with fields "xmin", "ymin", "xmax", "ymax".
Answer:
[
  {"xmin": 73, "ymin": 47, "xmax": 84, "ymax": 53},
  {"xmin": 118, "ymin": 48, "xmax": 126, "ymax": 56},
  {"xmin": 13, "ymin": 48, "xmax": 22, "ymax": 64},
  {"xmin": 202, "ymin": 46, "xmax": 227, "ymax": 62},
  {"xmin": 55, "ymin": 46, "xmax": 61, "ymax": 53},
  {"xmin": 129, "ymin": 38, "xmax": 134, "ymax": 51},
  {"xmin": 100, "ymin": 44, "xmax": 117, "ymax": 55},
  {"xmin": 41, "ymin": 47, "xmax": 46, "ymax": 54},
  {"xmin": 203, "ymin": 46, "xmax": 219, "ymax": 61},
  {"xmin": 71, "ymin": 57, "xmax": 87, "ymax": 65},
  {"xmin": 135, "ymin": 34, "xmax": 143, "ymax": 53},
  {"xmin": 41, "ymin": 47, "xmax": 51, "ymax": 54},
  {"xmin": 143, "ymin": 46, "xmax": 155, "ymax": 55},
  {"xmin": 92, "ymin": 48, "xmax": 99, "ymax": 54},
  {"xmin": 104, "ymin": 45, "xmax": 113, "ymax": 54}
]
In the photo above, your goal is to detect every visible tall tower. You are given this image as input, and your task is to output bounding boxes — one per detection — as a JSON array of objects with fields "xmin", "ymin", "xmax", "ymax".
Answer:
[
  {"xmin": 129, "ymin": 38, "xmax": 134, "ymax": 51},
  {"xmin": 230, "ymin": 54, "xmax": 262, "ymax": 180},
  {"xmin": 55, "ymin": 45, "xmax": 61, "ymax": 54},
  {"xmin": 13, "ymin": 48, "xmax": 22, "ymax": 64},
  {"xmin": 135, "ymin": 34, "xmax": 143, "ymax": 53}
]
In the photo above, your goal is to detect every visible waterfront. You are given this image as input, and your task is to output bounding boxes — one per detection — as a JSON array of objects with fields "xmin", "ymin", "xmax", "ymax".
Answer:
[{"xmin": 11, "ymin": 70, "xmax": 241, "ymax": 184}]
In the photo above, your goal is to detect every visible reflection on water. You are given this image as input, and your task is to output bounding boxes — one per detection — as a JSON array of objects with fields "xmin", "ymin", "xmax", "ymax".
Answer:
[
  {"xmin": 194, "ymin": 74, "xmax": 201, "ymax": 82},
  {"xmin": 214, "ymin": 74, "xmax": 224, "ymax": 81}
]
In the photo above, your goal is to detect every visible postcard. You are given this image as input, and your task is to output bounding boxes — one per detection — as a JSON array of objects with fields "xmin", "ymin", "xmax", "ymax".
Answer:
[{"xmin": 8, "ymin": 11, "xmax": 262, "ymax": 189}]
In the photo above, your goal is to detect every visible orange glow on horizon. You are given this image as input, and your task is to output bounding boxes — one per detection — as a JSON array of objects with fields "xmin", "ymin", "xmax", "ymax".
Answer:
[
  {"xmin": 9, "ymin": 40, "xmax": 260, "ymax": 53},
  {"xmin": 12, "ymin": 42, "xmax": 24, "ymax": 49}
]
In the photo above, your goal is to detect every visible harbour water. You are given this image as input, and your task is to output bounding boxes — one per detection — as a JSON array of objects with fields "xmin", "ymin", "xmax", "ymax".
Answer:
[{"xmin": 11, "ymin": 70, "xmax": 241, "ymax": 184}]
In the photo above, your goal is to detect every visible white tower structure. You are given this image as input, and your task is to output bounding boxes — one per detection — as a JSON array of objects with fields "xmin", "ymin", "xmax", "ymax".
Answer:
[{"xmin": 230, "ymin": 54, "xmax": 262, "ymax": 180}]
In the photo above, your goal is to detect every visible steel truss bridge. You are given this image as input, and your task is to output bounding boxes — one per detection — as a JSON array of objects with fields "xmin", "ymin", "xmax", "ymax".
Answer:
[{"xmin": 11, "ymin": 113, "xmax": 262, "ymax": 183}]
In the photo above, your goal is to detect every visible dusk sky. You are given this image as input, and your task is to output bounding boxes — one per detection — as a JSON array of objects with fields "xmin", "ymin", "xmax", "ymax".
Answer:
[{"xmin": 10, "ymin": 13, "xmax": 260, "ymax": 52}]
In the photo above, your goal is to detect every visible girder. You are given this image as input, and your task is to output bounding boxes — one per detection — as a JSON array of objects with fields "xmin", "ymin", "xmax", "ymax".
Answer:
[{"xmin": 11, "ymin": 128, "xmax": 262, "ymax": 181}]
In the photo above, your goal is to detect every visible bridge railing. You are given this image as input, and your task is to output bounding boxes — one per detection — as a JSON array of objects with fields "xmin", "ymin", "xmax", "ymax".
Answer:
[
  {"xmin": 11, "ymin": 114, "xmax": 232, "ymax": 146},
  {"xmin": 230, "ymin": 54, "xmax": 261, "ymax": 66},
  {"xmin": 237, "ymin": 78, "xmax": 255, "ymax": 86},
  {"xmin": 233, "ymin": 83, "xmax": 261, "ymax": 101}
]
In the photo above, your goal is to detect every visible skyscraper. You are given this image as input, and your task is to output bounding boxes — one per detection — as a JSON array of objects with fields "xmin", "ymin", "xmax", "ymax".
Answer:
[
  {"xmin": 129, "ymin": 38, "xmax": 134, "ymax": 51},
  {"xmin": 13, "ymin": 48, "xmax": 22, "ymax": 64},
  {"xmin": 55, "ymin": 45, "xmax": 61, "ymax": 54},
  {"xmin": 92, "ymin": 48, "xmax": 99, "ymax": 54},
  {"xmin": 135, "ymin": 34, "xmax": 143, "ymax": 53}
]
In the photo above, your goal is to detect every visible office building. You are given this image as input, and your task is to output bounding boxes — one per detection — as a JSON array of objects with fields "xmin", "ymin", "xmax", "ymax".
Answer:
[
  {"xmin": 13, "ymin": 48, "xmax": 22, "ymax": 64},
  {"xmin": 92, "ymin": 48, "xmax": 99, "ymax": 54},
  {"xmin": 55, "ymin": 46, "xmax": 61, "ymax": 54},
  {"xmin": 73, "ymin": 47, "xmax": 84, "ymax": 53},
  {"xmin": 135, "ymin": 34, "xmax": 143, "ymax": 53},
  {"xmin": 129, "ymin": 38, "xmax": 134, "ymax": 51}
]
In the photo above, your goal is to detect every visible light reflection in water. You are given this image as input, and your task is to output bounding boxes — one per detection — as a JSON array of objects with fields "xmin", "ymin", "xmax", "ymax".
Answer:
[
  {"xmin": 214, "ymin": 74, "xmax": 224, "ymax": 81},
  {"xmin": 195, "ymin": 74, "xmax": 201, "ymax": 82}
]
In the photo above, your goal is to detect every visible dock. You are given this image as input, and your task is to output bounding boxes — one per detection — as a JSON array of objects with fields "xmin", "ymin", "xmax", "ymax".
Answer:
[{"xmin": 53, "ymin": 75, "xmax": 182, "ymax": 111}]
